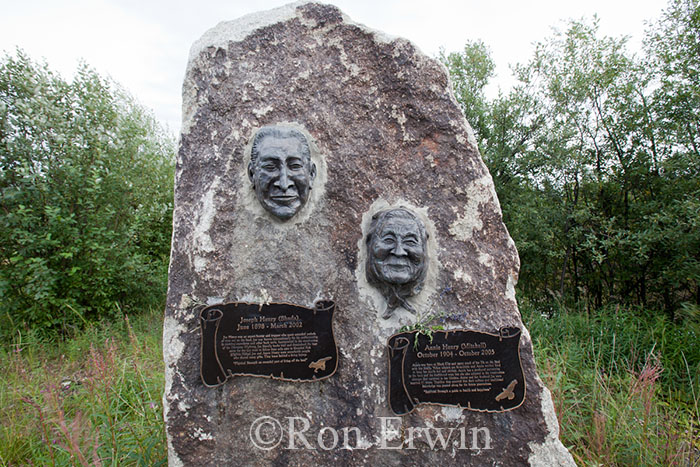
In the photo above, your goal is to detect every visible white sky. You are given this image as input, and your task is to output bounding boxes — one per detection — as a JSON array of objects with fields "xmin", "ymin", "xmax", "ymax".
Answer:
[{"xmin": 1, "ymin": 0, "xmax": 668, "ymax": 135}]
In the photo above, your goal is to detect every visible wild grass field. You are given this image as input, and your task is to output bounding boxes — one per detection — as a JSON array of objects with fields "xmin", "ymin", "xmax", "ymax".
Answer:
[
  {"xmin": 0, "ymin": 309, "xmax": 166, "ymax": 466},
  {"xmin": 524, "ymin": 303, "xmax": 700, "ymax": 466},
  {"xmin": 0, "ymin": 304, "xmax": 697, "ymax": 466}
]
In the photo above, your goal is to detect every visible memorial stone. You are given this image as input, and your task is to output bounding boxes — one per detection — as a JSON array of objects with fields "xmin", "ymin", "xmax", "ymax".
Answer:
[{"xmin": 163, "ymin": 2, "xmax": 576, "ymax": 465}]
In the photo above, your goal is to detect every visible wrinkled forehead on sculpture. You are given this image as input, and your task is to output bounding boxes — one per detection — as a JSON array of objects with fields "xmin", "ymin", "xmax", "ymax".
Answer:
[
  {"xmin": 367, "ymin": 208, "xmax": 428, "ymax": 246},
  {"xmin": 249, "ymin": 125, "xmax": 312, "ymax": 165}
]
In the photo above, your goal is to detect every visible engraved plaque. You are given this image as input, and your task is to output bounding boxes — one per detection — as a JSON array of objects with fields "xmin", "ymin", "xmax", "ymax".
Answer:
[
  {"xmin": 387, "ymin": 327, "xmax": 525, "ymax": 415},
  {"xmin": 200, "ymin": 300, "xmax": 337, "ymax": 386}
]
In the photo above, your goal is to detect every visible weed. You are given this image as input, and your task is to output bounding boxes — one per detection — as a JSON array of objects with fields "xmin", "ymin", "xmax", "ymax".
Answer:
[
  {"xmin": 523, "ymin": 302, "xmax": 700, "ymax": 466},
  {"xmin": 0, "ymin": 308, "xmax": 166, "ymax": 465}
]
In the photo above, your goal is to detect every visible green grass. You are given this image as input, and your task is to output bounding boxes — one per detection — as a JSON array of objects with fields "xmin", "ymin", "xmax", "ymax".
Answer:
[
  {"xmin": 0, "ymin": 308, "xmax": 166, "ymax": 466},
  {"xmin": 523, "ymin": 302, "xmax": 700, "ymax": 466},
  {"xmin": 0, "ymin": 303, "xmax": 697, "ymax": 465}
]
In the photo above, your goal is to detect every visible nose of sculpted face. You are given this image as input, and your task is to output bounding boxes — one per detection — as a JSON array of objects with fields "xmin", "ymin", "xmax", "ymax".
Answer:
[
  {"xmin": 274, "ymin": 166, "xmax": 295, "ymax": 192},
  {"xmin": 391, "ymin": 241, "xmax": 408, "ymax": 257}
]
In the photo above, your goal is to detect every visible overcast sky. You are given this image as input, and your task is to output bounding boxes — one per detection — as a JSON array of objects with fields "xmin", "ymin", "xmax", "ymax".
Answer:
[{"xmin": 1, "ymin": 0, "xmax": 668, "ymax": 135}]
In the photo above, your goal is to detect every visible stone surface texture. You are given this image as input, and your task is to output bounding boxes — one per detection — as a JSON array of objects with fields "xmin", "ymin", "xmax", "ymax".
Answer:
[{"xmin": 164, "ymin": 2, "xmax": 575, "ymax": 465}]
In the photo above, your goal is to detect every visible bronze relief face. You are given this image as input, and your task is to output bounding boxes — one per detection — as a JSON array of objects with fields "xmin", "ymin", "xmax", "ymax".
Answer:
[
  {"xmin": 366, "ymin": 208, "xmax": 429, "ymax": 318},
  {"xmin": 248, "ymin": 126, "xmax": 317, "ymax": 220}
]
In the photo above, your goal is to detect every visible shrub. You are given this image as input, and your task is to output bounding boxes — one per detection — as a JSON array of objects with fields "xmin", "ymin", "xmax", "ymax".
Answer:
[{"xmin": 0, "ymin": 51, "xmax": 175, "ymax": 337}]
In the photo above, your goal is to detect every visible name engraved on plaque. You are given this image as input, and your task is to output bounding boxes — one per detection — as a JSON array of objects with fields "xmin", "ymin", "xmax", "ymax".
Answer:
[
  {"xmin": 200, "ymin": 300, "xmax": 337, "ymax": 387},
  {"xmin": 387, "ymin": 327, "xmax": 525, "ymax": 415}
]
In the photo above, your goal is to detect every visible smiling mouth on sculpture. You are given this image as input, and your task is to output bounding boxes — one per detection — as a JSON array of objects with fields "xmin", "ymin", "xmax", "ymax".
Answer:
[
  {"xmin": 271, "ymin": 194, "xmax": 299, "ymax": 205},
  {"xmin": 384, "ymin": 258, "xmax": 411, "ymax": 269},
  {"xmin": 269, "ymin": 185, "xmax": 301, "ymax": 204},
  {"xmin": 380, "ymin": 260, "xmax": 416, "ymax": 283}
]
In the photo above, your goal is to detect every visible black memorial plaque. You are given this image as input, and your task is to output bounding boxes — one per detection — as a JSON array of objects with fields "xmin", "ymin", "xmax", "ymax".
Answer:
[
  {"xmin": 387, "ymin": 327, "xmax": 525, "ymax": 415},
  {"xmin": 200, "ymin": 300, "xmax": 337, "ymax": 387}
]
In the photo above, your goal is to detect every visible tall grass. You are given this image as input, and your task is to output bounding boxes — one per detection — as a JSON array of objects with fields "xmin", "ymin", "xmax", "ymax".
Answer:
[
  {"xmin": 524, "ymin": 302, "xmax": 700, "ymax": 466},
  {"xmin": 0, "ymin": 308, "xmax": 166, "ymax": 466}
]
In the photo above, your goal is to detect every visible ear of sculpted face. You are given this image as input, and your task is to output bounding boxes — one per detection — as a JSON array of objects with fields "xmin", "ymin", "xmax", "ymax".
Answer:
[
  {"xmin": 248, "ymin": 126, "xmax": 317, "ymax": 220},
  {"xmin": 366, "ymin": 208, "xmax": 429, "ymax": 318}
]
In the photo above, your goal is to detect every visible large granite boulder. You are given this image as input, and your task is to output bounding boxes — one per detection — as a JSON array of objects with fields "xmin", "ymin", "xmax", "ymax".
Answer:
[{"xmin": 163, "ymin": 2, "xmax": 575, "ymax": 465}]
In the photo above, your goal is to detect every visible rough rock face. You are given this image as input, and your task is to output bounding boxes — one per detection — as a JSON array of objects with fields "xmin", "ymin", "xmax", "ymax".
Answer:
[{"xmin": 163, "ymin": 2, "xmax": 575, "ymax": 465}]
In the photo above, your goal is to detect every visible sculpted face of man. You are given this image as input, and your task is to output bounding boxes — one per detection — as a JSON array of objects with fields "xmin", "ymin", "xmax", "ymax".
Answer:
[{"xmin": 248, "ymin": 127, "xmax": 317, "ymax": 220}]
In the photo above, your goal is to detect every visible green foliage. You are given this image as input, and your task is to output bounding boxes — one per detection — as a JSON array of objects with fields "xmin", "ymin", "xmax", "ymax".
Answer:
[
  {"xmin": 0, "ymin": 308, "xmax": 166, "ymax": 465},
  {"xmin": 399, "ymin": 310, "xmax": 446, "ymax": 350},
  {"xmin": 440, "ymin": 40, "xmax": 495, "ymax": 150},
  {"xmin": 646, "ymin": 0, "xmax": 700, "ymax": 159},
  {"xmin": 0, "ymin": 51, "xmax": 175, "ymax": 336},
  {"xmin": 443, "ymin": 0, "xmax": 700, "ymax": 313}
]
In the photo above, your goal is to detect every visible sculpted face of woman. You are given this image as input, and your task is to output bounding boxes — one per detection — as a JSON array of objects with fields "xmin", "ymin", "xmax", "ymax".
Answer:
[
  {"xmin": 366, "ymin": 208, "xmax": 429, "ymax": 318},
  {"xmin": 371, "ymin": 216, "xmax": 426, "ymax": 285}
]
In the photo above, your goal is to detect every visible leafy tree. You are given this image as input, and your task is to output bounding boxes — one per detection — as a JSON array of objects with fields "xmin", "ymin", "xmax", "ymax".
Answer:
[
  {"xmin": 516, "ymin": 19, "xmax": 655, "ymax": 306},
  {"xmin": 646, "ymin": 0, "xmax": 700, "ymax": 160},
  {"xmin": 0, "ymin": 51, "xmax": 175, "ymax": 335},
  {"xmin": 443, "ymin": 0, "xmax": 700, "ymax": 314},
  {"xmin": 644, "ymin": 0, "xmax": 700, "ymax": 309},
  {"xmin": 440, "ymin": 40, "xmax": 495, "ymax": 149}
]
